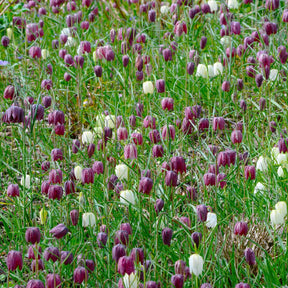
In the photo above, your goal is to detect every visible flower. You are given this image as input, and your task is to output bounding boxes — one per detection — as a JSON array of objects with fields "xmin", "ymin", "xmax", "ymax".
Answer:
[
  {"xmin": 6, "ymin": 250, "xmax": 23, "ymax": 271},
  {"xmin": 41, "ymin": 49, "xmax": 49, "ymax": 59},
  {"xmin": 7, "ymin": 28, "xmax": 13, "ymax": 39},
  {"xmin": 206, "ymin": 212, "xmax": 217, "ymax": 228},
  {"xmin": 271, "ymin": 147, "xmax": 280, "ymax": 162},
  {"xmin": 49, "ymin": 223, "xmax": 68, "ymax": 239},
  {"xmin": 213, "ymin": 62, "xmax": 223, "ymax": 76},
  {"xmin": 208, "ymin": 65, "xmax": 214, "ymax": 77},
  {"xmin": 120, "ymin": 190, "xmax": 136, "ymax": 205},
  {"xmin": 276, "ymin": 153, "xmax": 288, "ymax": 165},
  {"xmin": 21, "ymin": 174, "xmax": 31, "ymax": 188},
  {"xmin": 270, "ymin": 209, "xmax": 285, "ymax": 225},
  {"xmin": 105, "ymin": 115, "xmax": 116, "ymax": 128},
  {"xmin": 160, "ymin": 5, "xmax": 169, "ymax": 14},
  {"xmin": 82, "ymin": 131, "xmax": 94, "ymax": 145},
  {"xmin": 277, "ymin": 166, "xmax": 285, "ymax": 177},
  {"xmin": 253, "ymin": 182, "xmax": 266, "ymax": 195},
  {"xmin": 122, "ymin": 272, "xmax": 139, "ymax": 288},
  {"xmin": 196, "ymin": 64, "xmax": 208, "ymax": 78},
  {"xmin": 228, "ymin": 0, "xmax": 239, "ymax": 9},
  {"xmin": 115, "ymin": 164, "xmax": 129, "ymax": 180},
  {"xmin": 256, "ymin": 156, "xmax": 268, "ymax": 172},
  {"xmin": 220, "ymin": 36, "xmax": 232, "ymax": 48},
  {"xmin": 82, "ymin": 212, "xmax": 96, "ymax": 227},
  {"xmin": 143, "ymin": 81, "xmax": 154, "ymax": 94},
  {"xmin": 208, "ymin": 0, "xmax": 218, "ymax": 12},
  {"xmin": 74, "ymin": 166, "xmax": 82, "ymax": 181},
  {"xmin": 40, "ymin": 207, "xmax": 47, "ymax": 225},
  {"xmin": 275, "ymin": 201, "xmax": 287, "ymax": 218},
  {"xmin": 269, "ymin": 69, "xmax": 278, "ymax": 81},
  {"xmin": 189, "ymin": 254, "xmax": 204, "ymax": 277}
]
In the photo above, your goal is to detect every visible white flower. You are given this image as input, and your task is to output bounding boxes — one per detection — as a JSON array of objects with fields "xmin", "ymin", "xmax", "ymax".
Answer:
[
  {"xmin": 61, "ymin": 28, "xmax": 71, "ymax": 36},
  {"xmin": 228, "ymin": 0, "xmax": 239, "ymax": 9},
  {"xmin": 21, "ymin": 175, "xmax": 31, "ymax": 189},
  {"xmin": 277, "ymin": 166, "xmax": 285, "ymax": 177},
  {"xmin": 40, "ymin": 207, "xmax": 47, "ymax": 225},
  {"xmin": 41, "ymin": 49, "xmax": 49, "ymax": 59},
  {"xmin": 213, "ymin": 62, "xmax": 223, "ymax": 76},
  {"xmin": 160, "ymin": 5, "xmax": 169, "ymax": 14},
  {"xmin": 276, "ymin": 153, "xmax": 288, "ymax": 165},
  {"xmin": 254, "ymin": 182, "xmax": 266, "ymax": 195},
  {"xmin": 7, "ymin": 28, "xmax": 13, "ymax": 39},
  {"xmin": 105, "ymin": 115, "xmax": 116, "ymax": 129},
  {"xmin": 94, "ymin": 126, "xmax": 103, "ymax": 137},
  {"xmin": 196, "ymin": 64, "xmax": 208, "ymax": 78},
  {"xmin": 82, "ymin": 212, "xmax": 96, "ymax": 227},
  {"xmin": 275, "ymin": 201, "xmax": 287, "ymax": 218},
  {"xmin": 120, "ymin": 190, "xmax": 136, "ymax": 205},
  {"xmin": 270, "ymin": 209, "xmax": 285, "ymax": 225},
  {"xmin": 123, "ymin": 272, "xmax": 139, "ymax": 288},
  {"xmin": 93, "ymin": 51, "xmax": 97, "ymax": 62},
  {"xmin": 82, "ymin": 131, "xmax": 94, "ymax": 145},
  {"xmin": 269, "ymin": 69, "xmax": 278, "ymax": 81},
  {"xmin": 206, "ymin": 212, "xmax": 217, "ymax": 228},
  {"xmin": 65, "ymin": 36, "xmax": 77, "ymax": 47},
  {"xmin": 189, "ymin": 254, "xmax": 204, "ymax": 277},
  {"xmin": 143, "ymin": 81, "xmax": 154, "ymax": 94},
  {"xmin": 115, "ymin": 164, "xmax": 129, "ymax": 180},
  {"xmin": 79, "ymin": 192, "xmax": 85, "ymax": 211},
  {"xmin": 220, "ymin": 36, "xmax": 232, "ymax": 48},
  {"xmin": 271, "ymin": 147, "xmax": 280, "ymax": 163},
  {"xmin": 74, "ymin": 166, "xmax": 82, "ymax": 181},
  {"xmin": 208, "ymin": 65, "xmax": 214, "ymax": 77},
  {"xmin": 256, "ymin": 156, "xmax": 268, "ymax": 172},
  {"xmin": 95, "ymin": 114, "xmax": 105, "ymax": 127},
  {"xmin": 208, "ymin": 0, "xmax": 218, "ymax": 12}
]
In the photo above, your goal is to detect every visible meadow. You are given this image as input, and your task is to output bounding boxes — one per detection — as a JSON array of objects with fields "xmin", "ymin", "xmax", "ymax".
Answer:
[{"xmin": 0, "ymin": 0, "xmax": 288, "ymax": 287}]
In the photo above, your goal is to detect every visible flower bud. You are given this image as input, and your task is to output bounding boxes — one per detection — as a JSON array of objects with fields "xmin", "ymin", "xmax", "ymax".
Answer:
[
  {"xmin": 4, "ymin": 85, "xmax": 15, "ymax": 100},
  {"xmin": 203, "ymin": 173, "xmax": 216, "ymax": 186},
  {"xmin": 118, "ymin": 256, "xmax": 135, "ymax": 275},
  {"xmin": 244, "ymin": 166, "xmax": 256, "ymax": 180},
  {"xmin": 112, "ymin": 244, "xmax": 126, "ymax": 263},
  {"xmin": 191, "ymin": 232, "xmax": 202, "ymax": 248},
  {"xmin": 70, "ymin": 209, "xmax": 79, "ymax": 226},
  {"xmin": 244, "ymin": 248, "xmax": 256, "ymax": 266},
  {"xmin": 26, "ymin": 280, "xmax": 44, "ymax": 288},
  {"xmin": 6, "ymin": 250, "xmax": 23, "ymax": 271},
  {"xmin": 97, "ymin": 232, "xmax": 108, "ymax": 248},
  {"xmin": 82, "ymin": 212, "xmax": 96, "ymax": 227},
  {"xmin": 189, "ymin": 254, "xmax": 204, "ymax": 276},
  {"xmin": 61, "ymin": 251, "xmax": 73, "ymax": 265},
  {"xmin": 171, "ymin": 274, "xmax": 184, "ymax": 288},
  {"xmin": 48, "ymin": 185, "xmax": 63, "ymax": 200},
  {"xmin": 51, "ymin": 148, "xmax": 63, "ymax": 161},
  {"xmin": 234, "ymin": 221, "xmax": 248, "ymax": 236},
  {"xmin": 25, "ymin": 227, "xmax": 41, "ymax": 244},
  {"xmin": 73, "ymin": 267, "xmax": 88, "ymax": 284},
  {"xmin": 81, "ymin": 168, "xmax": 94, "ymax": 184},
  {"xmin": 46, "ymin": 274, "xmax": 61, "ymax": 288},
  {"xmin": 44, "ymin": 247, "xmax": 60, "ymax": 262},
  {"xmin": 143, "ymin": 81, "xmax": 154, "ymax": 94},
  {"xmin": 49, "ymin": 223, "xmax": 68, "ymax": 239},
  {"xmin": 171, "ymin": 156, "xmax": 186, "ymax": 174},
  {"xmin": 156, "ymin": 79, "xmax": 165, "ymax": 93},
  {"xmin": 231, "ymin": 130, "xmax": 242, "ymax": 144},
  {"xmin": 165, "ymin": 171, "xmax": 178, "ymax": 187},
  {"xmin": 39, "ymin": 206, "xmax": 47, "ymax": 224},
  {"xmin": 7, "ymin": 184, "xmax": 19, "ymax": 197},
  {"xmin": 162, "ymin": 228, "xmax": 173, "ymax": 246},
  {"xmin": 138, "ymin": 177, "xmax": 153, "ymax": 194},
  {"xmin": 124, "ymin": 144, "xmax": 137, "ymax": 159},
  {"xmin": 152, "ymin": 145, "xmax": 164, "ymax": 158}
]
